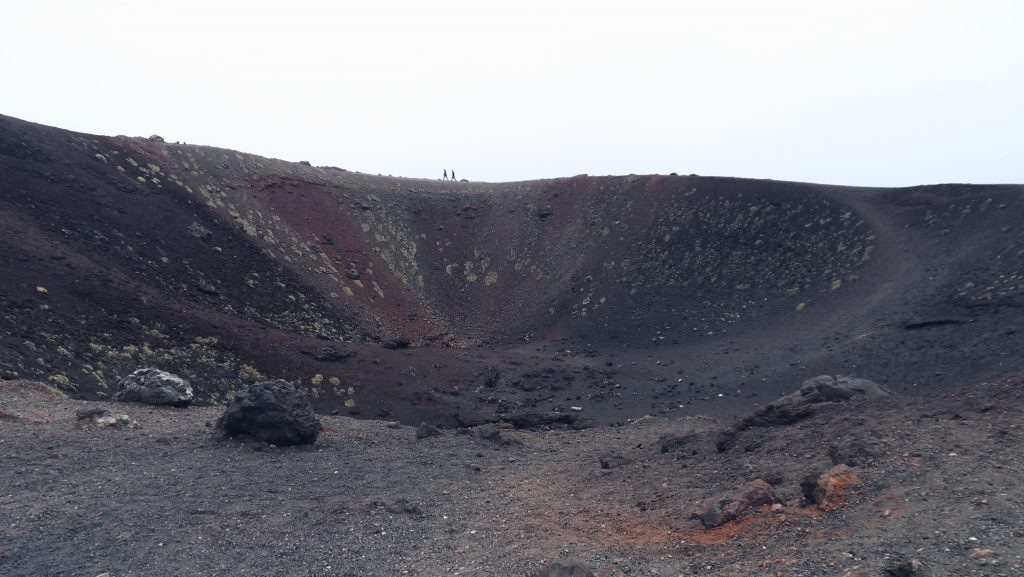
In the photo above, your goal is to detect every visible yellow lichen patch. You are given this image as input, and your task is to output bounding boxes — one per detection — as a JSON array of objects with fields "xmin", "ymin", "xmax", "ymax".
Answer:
[
  {"xmin": 311, "ymin": 373, "xmax": 324, "ymax": 386},
  {"xmin": 831, "ymin": 279, "xmax": 842, "ymax": 290},
  {"xmin": 371, "ymin": 281, "xmax": 385, "ymax": 298},
  {"xmin": 795, "ymin": 302, "xmax": 807, "ymax": 311},
  {"xmin": 36, "ymin": 286, "xmax": 48, "ymax": 294},
  {"xmin": 342, "ymin": 286, "xmax": 354, "ymax": 297},
  {"xmin": 361, "ymin": 223, "xmax": 371, "ymax": 233},
  {"xmin": 484, "ymin": 271, "xmax": 499, "ymax": 286},
  {"xmin": 49, "ymin": 374, "xmax": 70, "ymax": 386},
  {"xmin": 344, "ymin": 398, "xmax": 356, "ymax": 408},
  {"xmin": 329, "ymin": 376, "xmax": 341, "ymax": 386}
]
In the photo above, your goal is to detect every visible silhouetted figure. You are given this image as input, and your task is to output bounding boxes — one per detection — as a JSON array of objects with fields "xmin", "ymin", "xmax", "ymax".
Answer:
[
  {"xmin": 443, "ymin": 169, "xmax": 448, "ymax": 181},
  {"xmin": 451, "ymin": 170, "xmax": 455, "ymax": 181}
]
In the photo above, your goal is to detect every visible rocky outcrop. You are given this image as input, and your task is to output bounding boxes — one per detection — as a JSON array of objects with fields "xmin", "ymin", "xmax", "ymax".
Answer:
[
  {"xmin": 691, "ymin": 479, "xmax": 778, "ymax": 528},
  {"xmin": 740, "ymin": 375, "xmax": 892, "ymax": 428},
  {"xmin": 216, "ymin": 380, "xmax": 321, "ymax": 446},
  {"xmin": 114, "ymin": 368, "xmax": 194, "ymax": 407},
  {"xmin": 718, "ymin": 375, "xmax": 891, "ymax": 451}
]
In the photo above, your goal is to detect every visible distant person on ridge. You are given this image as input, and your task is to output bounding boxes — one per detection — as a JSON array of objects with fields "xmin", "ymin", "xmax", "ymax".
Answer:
[
  {"xmin": 451, "ymin": 170, "xmax": 455, "ymax": 181},
  {"xmin": 443, "ymin": 169, "xmax": 448, "ymax": 181}
]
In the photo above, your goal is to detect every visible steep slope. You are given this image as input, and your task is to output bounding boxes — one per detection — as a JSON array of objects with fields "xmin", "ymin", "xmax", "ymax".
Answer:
[{"xmin": 1, "ymin": 114, "xmax": 1022, "ymax": 425}]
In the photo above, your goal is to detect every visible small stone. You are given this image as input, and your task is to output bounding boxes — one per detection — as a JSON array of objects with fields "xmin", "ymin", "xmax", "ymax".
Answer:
[{"xmin": 970, "ymin": 548, "xmax": 994, "ymax": 560}]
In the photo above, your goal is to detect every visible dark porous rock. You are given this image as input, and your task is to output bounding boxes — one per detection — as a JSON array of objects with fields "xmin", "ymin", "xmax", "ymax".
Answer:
[
  {"xmin": 382, "ymin": 337, "xmax": 411, "ymax": 349},
  {"xmin": 599, "ymin": 454, "xmax": 631, "ymax": 469},
  {"xmin": 114, "ymin": 368, "xmax": 194, "ymax": 407},
  {"xmin": 886, "ymin": 558, "xmax": 925, "ymax": 576},
  {"xmin": 76, "ymin": 408, "xmax": 137, "ymax": 429},
  {"xmin": 739, "ymin": 375, "xmax": 891, "ymax": 428},
  {"xmin": 660, "ymin": 431, "xmax": 701, "ymax": 454},
  {"xmin": 828, "ymin": 435, "xmax": 883, "ymax": 466},
  {"xmin": 715, "ymin": 429, "xmax": 738, "ymax": 452},
  {"xmin": 690, "ymin": 479, "xmax": 778, "ymax": 529},
  {"xmin": 416, "ymin": 422, "xmax": 442, "ymax": 439},
  {"xmin": 530, "ymin": 562, "xmax": 596, "ymax": 577},
  {"xmin": 537, "ymin": 206, "xmax": 554, "ymax": 219},
  {"xmin": 503, "ymin": 411, "xmax": 576, "ymax": 430},
  {"xmin": 300, "ymin": 346, "xmax": 356, "ymax": 363},
  {"xmin": 216, "ymin": 380, "xmax": 321, "ymax": 446}
]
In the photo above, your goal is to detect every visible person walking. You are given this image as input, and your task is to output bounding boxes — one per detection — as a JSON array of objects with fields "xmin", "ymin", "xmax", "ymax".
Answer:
[
  {"xmin": 451, "ymin": 170, "xmax": 456, "ymax": 181},
  {"xmin": 443, "ymin": 169, "xmax": 448, "ymax": 181}
]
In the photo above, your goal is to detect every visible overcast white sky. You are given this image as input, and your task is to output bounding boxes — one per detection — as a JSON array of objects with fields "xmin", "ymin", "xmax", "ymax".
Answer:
[{"xmin": 1, "ymin": 1, "xmax": 1022, "ymax": 185}]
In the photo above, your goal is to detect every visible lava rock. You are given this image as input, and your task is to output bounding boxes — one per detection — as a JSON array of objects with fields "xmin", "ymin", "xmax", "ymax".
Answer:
[
  {"xmin": 503, "ymin": 411, "xmax": 576, "ymax": 430},
  {"xmin": 739, "ymin": 375, "xmax": 891, "ymax": 428},
  {"xmin": 76, "ymin": 408, "xmax": 136, "ymax": 429},
  {"xmin": 382, "ymin": 337, "xmax": 411, "ymax": 349},
  {"xmin": 802, "ymin": 464, "xmax": 860, "ymax": 510},
  {"xmin": 216, "ymin": 380, "xmax": 321, "ymax": 446},
  {"xmin": 691, "ymin": 479, "xmax": 777, "ymax": 529},
  {"xmin": 828, "ymin": 435, "xmax": 883, "ymax": 466},
  {"xmin": 114, "ymin": 368, "xmax": 194, "ymax": 407},
  {"xmin": 416, "ymin": 422, "xmax": 442, "ymax": 439},
  {"xmin": 599, "ymin": 454, "xmax": 631, "ymax": 469},
  {"xmin": 886, "ymin": 558, "xmax": 925, "ymax": 576}
]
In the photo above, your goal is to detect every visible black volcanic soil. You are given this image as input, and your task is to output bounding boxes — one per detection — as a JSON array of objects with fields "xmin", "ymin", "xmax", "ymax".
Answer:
[
  {"xmin": 2, "ymin": 114, "xmax": 1024, "ymax": 575},
  {"xmin": 2, "ymin": 376, "xmax": 1023, "ymax": 576}
]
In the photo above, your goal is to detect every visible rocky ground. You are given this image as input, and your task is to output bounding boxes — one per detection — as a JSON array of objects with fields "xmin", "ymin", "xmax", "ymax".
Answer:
[{"xmin": 2, "ymin": 374, "xmax": 1022, "ymax": 577}]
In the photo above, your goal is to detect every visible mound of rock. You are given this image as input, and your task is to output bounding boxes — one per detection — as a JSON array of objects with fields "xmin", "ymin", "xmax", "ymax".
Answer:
[
  {"xmin": 216, "ymin": 380, "xmax": 321, "ymax": 446},
  {"xmin": 740, "ymin": 375, "xmax": 891, "ymax": 428},
  {"xmin": 691, "ymin": 479, "xmax": 778, "ymax": 528},
  {"xmin": 113, "ymin": 368, "xmax": 194, "ymax": 407}
]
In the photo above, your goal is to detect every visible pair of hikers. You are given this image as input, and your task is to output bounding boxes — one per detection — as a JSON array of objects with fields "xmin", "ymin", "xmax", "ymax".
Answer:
[{"xmin": 442, "ymin": 169, "xmax": 456, "ymax": 181}]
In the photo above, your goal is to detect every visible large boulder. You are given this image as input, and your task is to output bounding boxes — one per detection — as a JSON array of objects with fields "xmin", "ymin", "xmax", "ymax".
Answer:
[
  {"xmin": 114, "ymin": 368, "xmax": 194, "ymax": 407},
  {"xmin": 690, "ymin": 479, "xmax": 778, "ymax": 528},
  {"xmin": 217, "ymin": 380, "xmax": 321, "ymax": 446}
]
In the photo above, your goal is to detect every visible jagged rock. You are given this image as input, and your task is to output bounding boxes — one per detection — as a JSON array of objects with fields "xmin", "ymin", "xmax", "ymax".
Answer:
[
  {"xmin": 216, "ymin": 380, "xmax": 321, "ymax": 446},
  {"xmin": 503, "ymin": 411, "xmax": 577, "ymax": 430},
  {"xmin": 416, "ymin": 422, "xmax": 442, "ymax": 439},
  {"xmin": 828, "ymin": 435, "xmax": 883, "ymax": 466},
  {"xmin": 187, "ymin": 222, "xmax": 212, "ymax": 239},
  {"xmin": 659, "ymin": 431, "xmax": 701, "ymax": 454},
  {"xmin": 76, "ymin": 408, "xmax": 136, "ymax": 429},
  {"xmin": 537, "ymin": 206, "xmax": 554, "ymax": 219},
  {"xmin": 530, "ymin": 562, "xmax": 596, "ymax": 577},
  {"xmin": 300, "ymin": 346, "xmax": 356, "ymax": 363},
  {"xmin": 382, "ymin": 337, "xmax": 411, "ymax": 349},
  {"xmin": 691, "ymin": 479, "xmax": 777, "ymax": 528},
  {"xmin": 802, "ymin": 464, "xmax": 860, "ymax": 510},
  {"xmin": 886, "ymin": 558, "xmax": 925, "ymax": 576},
  {"xmin": 114, "ymin": 368, "xmax": 194, "ymax": 407},
  {"xmin": 741, "ymin": 375, "xmax": 891, "ymax": 428},
  {"xmin": 599, "ymin": 454, "xmax": 631, "ymax": 469}
]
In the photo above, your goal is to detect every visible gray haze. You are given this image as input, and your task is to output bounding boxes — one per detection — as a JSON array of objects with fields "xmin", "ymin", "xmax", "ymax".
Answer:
[{"xmin": 2, "ymin": 1, "xmax": 1022, "ymax": 186}]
